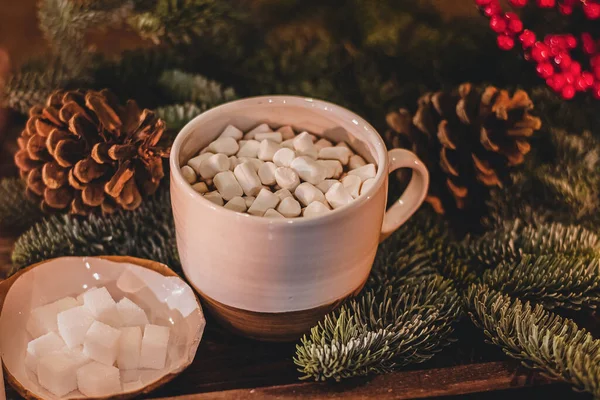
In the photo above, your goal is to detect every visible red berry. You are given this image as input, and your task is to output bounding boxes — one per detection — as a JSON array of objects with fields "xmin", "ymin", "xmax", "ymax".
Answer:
[
  {"xmin": 561, "ymin": 85, "xmax": 575, "ymax": 99},
  {"xmin": 554, "ymin": 53, "xmax": 572, "ymax": 69},
  {"xmin": 551, "ymin": 73, "xmax": 566, "ymax": 90},
  {"xmin": 475, "ymin": 0, "xmax": 493, "ymax": 5},
  {"xmin": 536, "ymin": 0, "xmax": 555, "ymax": 7},
  {"xmin": 593, "ymin": 83, "xmax": 600, "ymax": 99},
  {"xmin": 593, "ymin": 65, "xmax": 600, "ymax": 79},
  {"xmin": 509, "ymin": 0, "xmax": 528, "ymax": 6},
  {"xmin": 582, "ymin": 72, "xmax": 595, "ymax": 86},
  {"xmin": 508, "ymin": 19, "xmax": 523, "ymax": 33},
  {"xmin": 490, "ymin": 15, "xmax": 507, "ymax": 33},
  {"xmin": 484, "ymin": 3, "xmax": 502, "ymax": 16},
  {"xmin": 564, "ymin": 72, "xmax": 576, "ymax": 85},
  {"xmin": 582, "ymin": 33, "xmax": 596, "ymax": 54},
  {"xmin": 519, "ymin": 30, "xmax": 536, "ymax": 48},
  {"xmin": 536, "ymin": 62, "xmax": 554, "ymax": 79},
  {"xmin": 584, "ymin": 2, "xmax": 600, "ymax": 19},
  {"xmin": 565, "ymin": 35, "xmax": 577, "ymax": 49},
  {"xmin": 497, "ymin": 35, "xmax": 515, "ymax": 50},
  {"xmin": 570, "ymin": 62, "xmax": 581, "ymax": 75},
  {"xmin": 575, "ymin": 76, "xmax": 589, "ymax": 91},
  {"xmin": 547, "ymin": 35, "xmax": 564, "ymax": 48},
  {"xmin": 559, "ymin": 4, "xmax": 573, "ymax": 14},
  {"xmin": 531, "ymin": 43, "xmax": 549, "ymax": 62}
]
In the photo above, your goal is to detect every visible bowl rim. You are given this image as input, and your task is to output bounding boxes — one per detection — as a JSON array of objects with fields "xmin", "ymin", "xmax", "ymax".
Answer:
[
  {"xmin": 169, "ymin": 95, "xmax": 389, "ymax": 226},
  {"xmin": 0, "ymin": 255, "xmax": 205, "ymax": 400}
]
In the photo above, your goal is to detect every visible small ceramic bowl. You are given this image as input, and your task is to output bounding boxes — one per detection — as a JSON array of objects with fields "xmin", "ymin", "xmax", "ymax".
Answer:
[
  {"xmin": 0, "ymin": 256, "xmax": 205, "ymax": 400},
  {"xmin": 170, "ymin": 96, "xmax": 429, "ymax": 341}
]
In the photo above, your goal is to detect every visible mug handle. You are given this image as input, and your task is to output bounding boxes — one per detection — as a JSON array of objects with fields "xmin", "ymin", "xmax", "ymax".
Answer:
[{"xmin": 380, "ymin": 149, "xmax": 430, "ymax": 242}]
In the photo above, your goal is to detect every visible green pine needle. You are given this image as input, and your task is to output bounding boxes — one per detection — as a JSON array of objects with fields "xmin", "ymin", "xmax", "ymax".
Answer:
[
  {"xmin": 11, "ymin": 186, "xmax": 178, "ymax": 275},
  {"xmin": 0, "ymin": 178, "xmax": 44, "ymax": 232},
  {"xmin": 466, "ymin": 284, "xmax": 600, "ymax": 398},
  {"xmin": 155, "ymin": 102, "xmax": 205, "ymax": 132},
  {"xmin": 157, "ymin": 69, "xmax": 237, "ymax": 106}
]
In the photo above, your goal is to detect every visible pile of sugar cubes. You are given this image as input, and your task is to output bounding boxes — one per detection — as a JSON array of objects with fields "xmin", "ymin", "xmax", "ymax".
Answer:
[
  {"xmin": 180, "ymin": 123, "xmax": 378, "ymax": 218},
  {"xmin": 24, "ymin": 287, "xmax": 170, "ymax": 398}
]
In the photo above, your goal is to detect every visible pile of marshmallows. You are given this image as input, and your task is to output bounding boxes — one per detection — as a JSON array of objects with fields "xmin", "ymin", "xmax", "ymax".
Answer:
[
  {"xmin": 180, "ymin": 124, "xmax": 377, "ymax": 218},
  {"xmin": 24, "ymin": 287, "xmax": 169, "ymax": 397}
]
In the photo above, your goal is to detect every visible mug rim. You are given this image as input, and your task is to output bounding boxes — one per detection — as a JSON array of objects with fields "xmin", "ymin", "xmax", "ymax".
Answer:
[{"xmin": 170, "ymin": 95, "xmax": 388, "ymax": 226}]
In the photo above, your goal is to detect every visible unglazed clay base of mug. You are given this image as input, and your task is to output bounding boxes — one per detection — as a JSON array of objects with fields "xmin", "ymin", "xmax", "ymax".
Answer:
[{"xmin": 196, "ymin": 278, "xmax": 367, "ymax": 342}]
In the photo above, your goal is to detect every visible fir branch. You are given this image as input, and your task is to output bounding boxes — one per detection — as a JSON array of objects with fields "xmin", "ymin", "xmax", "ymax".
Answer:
[
  {"xmin": 466, "ymin": 284, "xmax": 600, "ymax": 398},
  {"xmin": 483, "ymin": 255, "xmax": 600, "ymax": 311},
  {"xmin": 157, "ymin": 69, "xmax": 237, "ymax": 107},
  {"xmin": 155, "ymin": 102, "xmax": 204, "ymax": 133},
  {"xmin": 295, "ymin": 274, "xmax": 461, "ymax": 381},
  {"xmin": 11, "ymin": 186, "xmax": 178, "ymax": 275},
  {"xmin": 0, "ymin": 178, "xmax": 44, "ymax": 232}
]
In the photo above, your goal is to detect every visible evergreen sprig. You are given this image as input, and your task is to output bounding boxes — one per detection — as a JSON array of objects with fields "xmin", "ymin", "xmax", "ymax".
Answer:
[
  {"xmin": 11, "ymin": 186, "xmax": 178, "ymax": 275},
  {"xmin": 0, "ymin": 178, "xmax": 44, "ymax": 232},
  {"xmin": 155, "ymin": 102, "xmax": 204, "ymax": 133},
  {"xmin": 157, "ymin": 69, "xmax": 237, "ymax": 107},
  {"xmin": 466, "ymin": 284, "xmax": 600, "ymax": 398}
]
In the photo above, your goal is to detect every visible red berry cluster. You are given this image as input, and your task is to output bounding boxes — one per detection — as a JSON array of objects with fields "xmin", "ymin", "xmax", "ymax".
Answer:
[{"xmin": 474, "ymin": 0, "xmax": 600, "ymax": 99}]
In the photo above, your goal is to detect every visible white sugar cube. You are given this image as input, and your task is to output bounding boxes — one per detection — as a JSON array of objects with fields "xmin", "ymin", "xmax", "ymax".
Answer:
[
  {"xmin": 277, "ymin": 125, "xmax": 295, "ymax": 140},
  {"xmin": 117, "ymin": 297, "xmax": 149, "ymax": 327},
  {"xmin": 236, "ymin": 140, "xmax": 260, "ymax": 158},
  {"xmin": 27, "ymin": 297, "xmax": 78, "ymax": 338},
  {"xmin": 258, "ymin": 162, "xmax": 277, "ymax": 185},
  {"xmin": 348, "ymin": 163, "xmax": 377, "ymax": 182},
  {"xmin": 257, "ymin": 140, "xmax": 281, "ymax": 161},
  {"xmin": 25, "ymin": 332, "xmax": 66, "ymax": 373},
  {"xmin": 223, "ymin": 196, "xmax": 247, "ymax": 213},
  {"xmin": 342, "ymin": 174, "xmax": 362, "ymax": 198},
  {"xmin": 244, "ymin": 123, "xmax": 272, "ymax": 139},
  {"xmin": 303, "ymin": 201, "xmax": 331, "ymax": 217},
  {"xmin": 294, "ymin": 182, "xmax": 326, "ymax": 207},
  {"xmin": 77, "ymin": 361, "xmax": 121, "ymax": 397},
  {"xmin": 83, "ymin": 287, "xmax": 121, "ymax": 327},
  {"xmin": 83, "ymin": 321, "xmax": 121, "ymax": 366},
  {"xmin": 326, "ymin": 182, "xmax": 354, "ymax": 209},
  {"xmin": 62, "ymin": 346, "xmax": 90, "ymax": 367},
  {"xmin": 360, "ymin": 177, "xmax": 376, "ymax": 195},
  {"xmin": 203, "ymin": 191, "xmax": 224, "ymax": 206},
  {"xmin": 277, "ymin": 196, "xmax": 301, "ymax": 217},
  {"xmin": 37, "ymin": 351, "xmax": 81, "ymax": 396},
  {"xmin": 247, "ymin": 188, "xmax": 280, "ymax": 216},
  {"xmin": 118, "ymin": 326, "xmax": 142, "ymax": 370},
  {"xmin": 219, "ymin": 124, "xmax": 243, "ymax": 140},
  {"xmin": 76, "ymin": 287, "xmax": 97, "ymax": 305},
  {"xmin": 139, "ymin": 324, "xmax": 170, "ymax": 370},
  {"xmin": 214, "ymin": 170, "xmax": 244, "ymax": 201},
  {"xmin": 255, "ymin": 131, "xmax": 283, "ymax": 143},
  {"xmin": 264, "ymin": 209, "xmax": 285, "ymax": 218},
  {"xmin": 180, "ymin": 165, "xmax": 196, "ymax": 184},
  {"xmin": 349, "ymin": 154, "xmax": 367, "ymax": 170},
  {"xmin": 57, "ymin": 306, "xmax": 95, "ymax": 348},
  {"xmin": 208, "ymin": 137, "xmax": 239, "ymax": 156}
]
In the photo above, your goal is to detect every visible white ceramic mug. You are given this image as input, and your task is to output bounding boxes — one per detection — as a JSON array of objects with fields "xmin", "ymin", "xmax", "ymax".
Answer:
[{"xmin": 170, "ymin": 96, "xmax": 429, "ymax": 340}]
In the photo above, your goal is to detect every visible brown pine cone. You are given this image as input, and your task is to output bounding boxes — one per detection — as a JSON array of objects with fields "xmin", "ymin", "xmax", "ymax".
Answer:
[
  {"xmin": 385, "ymin": 83, "xmax": 542, "ymax": 216},
  {"xmin": 14, "ymin": 89, "xmax": 169, "ymax": 215}
]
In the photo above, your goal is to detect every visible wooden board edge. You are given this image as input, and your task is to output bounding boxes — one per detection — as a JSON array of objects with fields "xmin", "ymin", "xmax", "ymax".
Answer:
[{"xmin": 150, "ymin": 361, "xmax": 553, "ymax": 400}]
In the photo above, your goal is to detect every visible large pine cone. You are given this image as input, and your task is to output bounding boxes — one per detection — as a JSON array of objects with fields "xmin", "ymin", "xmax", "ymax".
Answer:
[
  {"xmin": 385, "ymin": 83, "xmax": 542, "ymax": 215},
  {"xmin": 14, "ymin": 89, "xmax": 168, "ymax": 215}
]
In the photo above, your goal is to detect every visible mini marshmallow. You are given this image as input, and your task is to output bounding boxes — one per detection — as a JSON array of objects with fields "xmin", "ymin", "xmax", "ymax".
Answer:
[
  {"xmin": 229, "ymin": 155, "xmax": 240, "ymax": 170},
  {"xmin": 293, "ymin": 132, "xmax": 318, "ymax": 159},
  {"xmin": 273, "ymin": 148, "xmax": 296, "ymax": 167},
  {"xmin": 291, "ymin": 156, "xmax": 327, "ymax": 185},
  {"xmin": 234, "ymin": 162, "xmax": 263, "ymax": 196},
  {"xmin": 191, "ymin": 182, "xmax": 209, "ymax": 194},
  {"xmin": 314, "ymin": 138, "xmax": 333, "ymax": 151},
  {"xmin": 208, "ymin": 137, "xmax": 239, "ymax": 156},
  {"xmin": 277, "ymin": 125, "xmax": 295, "ymax": 140},
  {"xmin": 238, "ymin": 157, "xmax": 264, "ymax": 171},
  {"xmin": 295, "ymin": 182, "xmax": 326, "ymax": 207},
  {"xmin": 349, "ymin": 154, "xmax": 367, "ymax": 170},
  {"xmin": 342, "ymin": 174, "xmax": 362, "ymax": 198},
  {"xmin": 243, "ymin": 196, "xmax": 255, "ymax": 208},
  {"xmin": 255, "ymin": 131, "xmax": 283, "ymax": 143},
  {"xmin": 203, "ymin": 191, "xmax": 224, "ymax": 206},
  {"xmin": 219, "ymin": 124, "xmax": 243, "ymax": 140},
  {"xmin": 199, "ymin": 153, "xmax": 230, "ymax": 179},
  {"xmin": 248, "ymin": 188, "xmax": 280, "ymax": 216},
  {"xmin": 258, "ymin": 162, "xmax": 277, "ymax": 185},
  {"xmin": 318, "ymin": 146, "xmax": 353, "ymax": 165},
  {"xmin": 180, "ymin": 165, "xmax": 196, "ymax": 184},
  {"xmin": 258, "ymin": 140, "xmax": 281, "ymax": 161},
  {"xmin": 239, "ymin": 140, "xmax": 248, "ymax": 147},
  {"xmin": 264, "ymin": 209, "xmax": 285, "ymax": 218},
  {"xmin": 277, "ymin": 196, "xmax": 301, "ymax": 217},
  {"xmin": 348, "ymin": 163, "xmax": 377, "ymax": 182},
  {"xmin": 360, "ymin": 177, "xmax": 376, "ymax": 195},
  {"xmin": 187, "ymin": 152, "xmax": 214, "ymax": 175},
  {"xmin": 237, "ymin": 140, "xmax": 261, "ymax": 158},
  {"xmin": 316, "ymin": 179, "xmax": 339, "ymax": 193},
  {"xmin": 317, "ymin": 159, "xmax": 343, "ymax": 179},
  {"xmin": 280, "ymin": 139, "xmax": 295, "ymax": 149},
  {"xmin": 274, "ymin": 167, "xmax": 301, "ymax": 191},
  {"xmin": 274, "ymin": 188, "xmax": 293, "ymax": 200},
  {"xmin": 224, "ymin": 196, "xmax": 247, "ymax": 212},
  {"xmin": 244, "ymin": 123, "xmax": 272, "ymax": 139},
  {"xmin": 214, "ymin": 170, "xmax": 244, "ymax": 201},
  {"xmin": 325, "ymin": 182, "xmax": 354, "ymax": 209},
  {"xmin": 303, "ymin": 201, "xmax": 331, "ymax": 217},
  {"xmin": 336, "ymin": 141, "xmax": 351, "ymax": 149}
]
